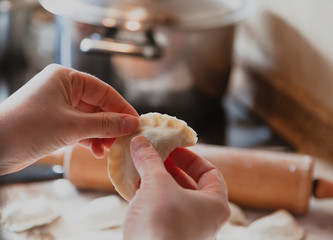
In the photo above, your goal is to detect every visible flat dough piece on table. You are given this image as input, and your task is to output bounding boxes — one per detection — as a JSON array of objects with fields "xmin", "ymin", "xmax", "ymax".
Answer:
[
  {"xmin": 79, "ymin": 195, "xmax": 128, "ymax": 230},
  {"xmin": 217, "ymin": 209, "xmax": 305, "ymax": 240},
  {"xmin": 57, "ymin": 228, "xmax": 123, "ymax": 240},
  {"xmin": 0, "ymin": 197, "xmax": 60, "ymax": 232},
  {"xmin": 108, "ymin": 112, "xmax": 197, "ymax": 201},
  {"xmin": 248, "ymin": 209, "xmax": 305, "ymax": 240},
  {"xmin": 228, "ymin": 202, "xmax": 250, "ymax": 226}
]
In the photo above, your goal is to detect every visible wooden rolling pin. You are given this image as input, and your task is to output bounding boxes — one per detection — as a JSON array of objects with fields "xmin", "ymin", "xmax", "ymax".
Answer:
[{"xmin": 38, "ymin": 143, "xmax": 333, "ymax": 214}]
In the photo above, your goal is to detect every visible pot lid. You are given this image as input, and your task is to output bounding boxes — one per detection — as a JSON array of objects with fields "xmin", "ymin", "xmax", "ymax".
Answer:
[{"xmin": 40, "ymin": 0, "xmax": 246, "ymax": 30}]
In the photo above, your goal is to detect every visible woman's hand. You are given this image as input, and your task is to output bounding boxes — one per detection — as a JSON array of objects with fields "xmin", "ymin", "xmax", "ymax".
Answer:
[
  {"xmin": 0, "ymin": 64, "xmax": 139, "ymax": 175},
  {"xmin": 124, "ymin": 136, "xmax": 230, "ymax": 240}
]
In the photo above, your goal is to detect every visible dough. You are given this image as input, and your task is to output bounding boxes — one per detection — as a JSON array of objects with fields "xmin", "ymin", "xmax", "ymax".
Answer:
[
  {"xmin": 79, "ymin": 195, "xmax": 128, "ymax": 230},
  {"xmin": 217, "ymin": 209, "xmax": 305, "ymax": 240},
  {"xmin": 57, "ymin": 228, "xmax": 123, "ymax": 240},
  {"xmin": 217, "ymin": 223, "xmax": 253, "ymax": 240},
  {"xmin": 108, "ymin": 112, "xmax": 197, "ymax": 201},
  {"xmin": 228, "ymin": 202, "xmax": 250, "ymax": 226},
  {"xmin": 0, "ymin": 197, "xmax": 60, "ymax": 232},
  {"xmin": 248, "ymin": 210, "xmax": 305, "ymax": 240}
]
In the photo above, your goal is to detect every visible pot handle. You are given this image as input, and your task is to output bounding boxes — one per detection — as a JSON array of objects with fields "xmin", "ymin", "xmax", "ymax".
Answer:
[{"xmin": 80, "ymin": 38, "xmax": 162, "ymax": 59}]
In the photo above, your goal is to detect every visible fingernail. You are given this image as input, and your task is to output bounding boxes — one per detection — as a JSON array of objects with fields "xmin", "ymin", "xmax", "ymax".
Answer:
[
  {"xmin": 121, "ymin": 116, "xmax": 139, "ymax": 134},
  {"xmin": 131, "ymin": 136, "xmax": 151, "ymax": 152}
]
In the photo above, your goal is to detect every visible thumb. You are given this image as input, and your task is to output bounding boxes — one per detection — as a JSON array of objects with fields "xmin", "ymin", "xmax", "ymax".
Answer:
[
  {"xmin": 130, "ymin": 136, "xmax": 166, "ymax": 180},
  {"xmin": 75, "ymin": 111, "xmax": 139, "ymax": 140}
]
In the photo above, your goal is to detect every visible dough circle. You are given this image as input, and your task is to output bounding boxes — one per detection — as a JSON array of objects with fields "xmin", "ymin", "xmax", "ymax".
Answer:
[
  {"xmin": 108, "ymin": 112, "xmax": 197, "ymax": 201},
  {"xmin": 0, "ymin": 197, "xmax": 60, "ymax": 232}
]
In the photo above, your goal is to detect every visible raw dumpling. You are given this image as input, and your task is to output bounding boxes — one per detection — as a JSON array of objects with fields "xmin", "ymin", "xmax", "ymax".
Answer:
[
  {"xmin": 0, "ymin": 197, "xmax": 60, "ymax": 232},
  {"xmin": 108, "ymin": 112, "xmax": 197, "ymax": 201}
]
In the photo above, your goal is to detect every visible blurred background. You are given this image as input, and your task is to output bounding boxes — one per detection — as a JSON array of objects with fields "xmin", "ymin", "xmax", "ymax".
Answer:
[
  {"xmin": 1, "ymin": 0, "xmax": 333, "ymax": 161},
  {"xmin": 1, "ymin": 0, "xmax": 333, "ymax": 175}
]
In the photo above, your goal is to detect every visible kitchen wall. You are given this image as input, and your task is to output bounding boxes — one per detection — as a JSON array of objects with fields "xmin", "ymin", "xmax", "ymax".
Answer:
[
  {"xmin": 231, "ymin": 0, "xmax": 333, "ymax": 161},
  {"xmin": 236, "ymin": 0, "xmax": 333, "ymax": 113}
]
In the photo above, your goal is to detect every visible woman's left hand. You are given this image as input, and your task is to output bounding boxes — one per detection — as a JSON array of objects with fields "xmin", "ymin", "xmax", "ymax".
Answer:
[{"xmin": 0, "ymin": 64, "xmax": 139, "ymax": 175}]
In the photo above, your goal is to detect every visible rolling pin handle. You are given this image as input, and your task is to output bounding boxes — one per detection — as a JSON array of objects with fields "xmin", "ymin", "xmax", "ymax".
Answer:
[{"xmin": 313, "ymin": 178, "xmax": 333, "ymax": 199}]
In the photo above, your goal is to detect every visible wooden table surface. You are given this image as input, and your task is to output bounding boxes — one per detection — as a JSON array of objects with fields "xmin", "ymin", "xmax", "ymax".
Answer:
[{"xmin": 1, "ymin": 160, "xmax": 332, "ymax": 240}]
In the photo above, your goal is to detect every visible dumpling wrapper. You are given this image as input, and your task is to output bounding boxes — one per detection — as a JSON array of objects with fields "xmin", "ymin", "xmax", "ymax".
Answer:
[
  {"xmin": 108, "ymin": 112, "xmax": 197, "ymax": 201},
  {"xmin": 0, "ymin": 197, "xmax": 60, "ymax": 232}
]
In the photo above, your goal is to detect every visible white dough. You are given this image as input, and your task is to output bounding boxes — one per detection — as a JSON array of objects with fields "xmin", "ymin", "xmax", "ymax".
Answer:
[
  {"xmin": 79, "ymin": 195, "xmax": 128, "ymax": 230},
  {"xmin": 57, "ymin": 228, "xmax": 123, "ymax": 240},
  {"xmin": 0, "ymin": 197, "xmax": 60, "ymax": 232},
  {"xmin": 217, "ymin": 223, "xmax": 256, "ymax": 240},
  {"xmin": 248, "ymin": 210, "xmax": 305, "ymax": 240},
  {"xmin": 228, "ymin": 202, "xmax": 250, "ymax": 226},
  {"xmin": 217, "ymin": 209, "xmax": 305, "ymax": 240},
  {"xmin": 108, "ymin": 112, "xmax": 198, "ymax": 201}
]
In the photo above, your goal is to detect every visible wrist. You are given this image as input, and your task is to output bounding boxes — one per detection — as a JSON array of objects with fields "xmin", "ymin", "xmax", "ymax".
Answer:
[{"xmin": 0, "ymin": 102, "xmax": 27, "ymax": 175}]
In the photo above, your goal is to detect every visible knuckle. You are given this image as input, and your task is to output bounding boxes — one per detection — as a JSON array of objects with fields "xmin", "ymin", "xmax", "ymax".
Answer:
[
  {"xmin": 101, "ymin": 112, "xmax": 116, "ymax": 137},
  {"xmin": 136, "ymin": 150, "xmax": 158, "ymax": 164},
  {"xmin": 134, "ymin": 148, "xmax": 162, "ymax": 169}
]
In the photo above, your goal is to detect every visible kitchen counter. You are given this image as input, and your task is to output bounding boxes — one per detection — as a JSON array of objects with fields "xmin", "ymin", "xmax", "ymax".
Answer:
[{"xmin": 1, "ymin": 170, "xmax": 333, "ymax": 239}]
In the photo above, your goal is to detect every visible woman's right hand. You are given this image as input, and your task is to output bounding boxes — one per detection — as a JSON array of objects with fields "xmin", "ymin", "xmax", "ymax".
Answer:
[{"xmin": 124, "ymin": 136, "xmax": 230, "ymax": 240}]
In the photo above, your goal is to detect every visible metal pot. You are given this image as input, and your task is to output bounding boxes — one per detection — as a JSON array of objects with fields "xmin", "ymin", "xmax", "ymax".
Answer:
[{"xmin": 40, "ymin": 0, "xmax": 247, "ymax": 143}]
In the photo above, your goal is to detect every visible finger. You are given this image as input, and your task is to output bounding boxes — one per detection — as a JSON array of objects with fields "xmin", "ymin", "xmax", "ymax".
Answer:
[
  {"xmin": 90, "ymin": 138, "xmax": 105, "ymax": 158},
  {"xmin": 79, "ymin": 138, "xmax": 114, "ymax": 157},
  {"xmin": 79, "ymin": 137, "xmax": 115, "ymax": 148},
  {"xmin": 79, "ymin": 139, "xmax": 90, "ymax": 148},
  {"xmin": 168, "ymin": 148, "xmax": 215, "ymax": 182},
  {"xmin": 74, "ymin": 111, "xmax": 139, "ymax": 139},
  {"xmin": 102, "ymin": 138, "xmax": 116, "ymax": 149},
  {"xmin": 196, "ymin": 167, "xmax": 227, "ymax": 195},
  {"xmin": 75, "ymin": 100, "xmax": 100, "ymax": 113},
  {"xmin": 130, "ymin": 136, "xmax": 166, "ymax": 181},
  {"xmin": 78, "ymin": 139, "xmax": 104, "ymax": 158},
  {"xmin": 68, "ymin": 70, "xmax": 138, "ymax": 116},
  {"xmin": 164, "ymin": 158, "xmax": 197, "ymax": 190},
  {"xmin": 168, "ymin": 148, "xmax": 226, "ymax": 193}
]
